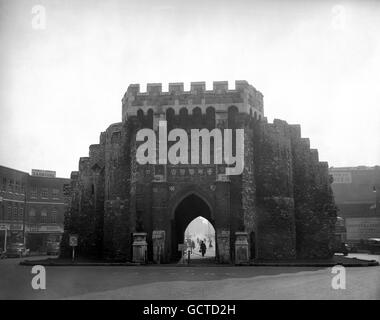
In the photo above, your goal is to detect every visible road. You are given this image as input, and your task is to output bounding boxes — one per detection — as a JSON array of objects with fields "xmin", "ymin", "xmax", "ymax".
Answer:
[{"xmin": 0, "ymin": 254, "xmax": 379, "ymax": 300}]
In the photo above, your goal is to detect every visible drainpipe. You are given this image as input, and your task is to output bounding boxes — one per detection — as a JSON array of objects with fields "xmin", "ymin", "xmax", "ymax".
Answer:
[{"xmin": 23, "ymin": 181, "xmax": 27, "ymax": 246}]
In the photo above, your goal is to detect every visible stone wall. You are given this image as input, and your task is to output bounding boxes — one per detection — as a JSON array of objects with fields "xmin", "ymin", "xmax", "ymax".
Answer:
[
  {"xmin": 102, "ymin": 121, "xmax": 137, "ymax": 260},
  {"xmin": 253, "ymin": 120, "xmax": 296, "ymax": 260},
  {"xmin": 278, "ymin": 120, "xmax": 337, "ymax": 259}
]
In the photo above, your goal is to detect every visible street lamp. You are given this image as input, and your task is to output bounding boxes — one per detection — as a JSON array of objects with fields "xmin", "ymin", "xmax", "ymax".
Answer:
[
  {"xmin": 23, "ymin": 187, "xmax": 26, "ymax": 246},
  {"xmin": 373, "ymin": 186, "xmax": 377, "ymax": 215}
]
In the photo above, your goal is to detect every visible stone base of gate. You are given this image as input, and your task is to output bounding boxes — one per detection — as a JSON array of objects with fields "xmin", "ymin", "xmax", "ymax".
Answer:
[
  {"xmin": 132, "ymin": 232, "xmax": 148, "ymax": 263},
  {"xmin": 152, "ymin": 230, "xmax": 165, "ymax": 264},
  {"xmin": 234, "ymin": 232, "xmax": 249, "ymax": 264},
  {"xmin": 216, "ymin": 229, "xmax": 230, "ymax": 263}
]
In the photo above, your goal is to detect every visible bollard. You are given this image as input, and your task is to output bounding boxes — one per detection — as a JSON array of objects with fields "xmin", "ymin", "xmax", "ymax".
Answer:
[{"xmin": 187, "ymin": 250, "xmax": 191, "ymax": 264}]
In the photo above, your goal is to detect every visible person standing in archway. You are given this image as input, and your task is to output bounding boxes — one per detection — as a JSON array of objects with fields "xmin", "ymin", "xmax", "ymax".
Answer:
[{"xmin": 200, "ymin": 241, "xmax": 207, "ymax": 257}]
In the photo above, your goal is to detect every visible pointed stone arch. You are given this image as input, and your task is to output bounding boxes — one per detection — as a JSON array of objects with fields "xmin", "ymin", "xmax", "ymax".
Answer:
[{"xmin": 169, "ymin": 188, "xmax": 215, "ymax": 261}]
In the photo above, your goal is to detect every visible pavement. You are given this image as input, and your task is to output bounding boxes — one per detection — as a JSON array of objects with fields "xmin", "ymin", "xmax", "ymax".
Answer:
[
  {"xmin": 0, "ymin": 254, "xmax": 379, "ymax": 299},
  {"xmin": 178, "ymin": 246, "xmax": 216, "ymax": 264}
]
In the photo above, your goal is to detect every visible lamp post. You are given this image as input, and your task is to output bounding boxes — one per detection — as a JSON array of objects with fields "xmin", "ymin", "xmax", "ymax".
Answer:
[
  {"xmin": 23, "ymin": 185, "xmax": 27, "ymax": 246},
  {"xmin": 373, "ymin": 186, "xmax": 377, "ymax": 215}
]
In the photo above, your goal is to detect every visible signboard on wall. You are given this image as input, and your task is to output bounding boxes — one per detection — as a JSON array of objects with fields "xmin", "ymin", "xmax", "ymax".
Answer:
[
  {"xmin": 346, "ymin": 217, "xmax": 380, "ymax": 240},
  {"xmin": 26, "ymin": 225, "xmax": 64, "ymax": 233},
  {"xmin": 31, "ymin": 169, "xmax": 56, "ymax": 178}
]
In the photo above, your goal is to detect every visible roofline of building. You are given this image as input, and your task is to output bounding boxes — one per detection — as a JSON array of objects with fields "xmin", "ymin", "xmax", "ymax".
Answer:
[
  {"xmin": 28, "ymin": 175, "xmax": 71, "ymax": 182},
  {"xmin": 0, "ymin": 165, "xmax": 70, "ymax": 180},
  {"xmin": 329, "ymin": 166, "xmax": 380, "ymax": 171},
  {"xmin": 0, "ymin": 165, "xmax": 29, "ymax": 175}
]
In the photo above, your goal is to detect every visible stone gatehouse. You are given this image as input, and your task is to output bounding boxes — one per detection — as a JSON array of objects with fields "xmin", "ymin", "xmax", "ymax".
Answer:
[{"xmin": 62, "ymin": 80, "xmax": 337, "ymax": 263}]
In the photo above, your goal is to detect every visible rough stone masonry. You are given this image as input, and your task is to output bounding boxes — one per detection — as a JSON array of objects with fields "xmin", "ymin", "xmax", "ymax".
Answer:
[{"xmin": 62, "ymin": 80, "xmax": 338, "ymax": 263}]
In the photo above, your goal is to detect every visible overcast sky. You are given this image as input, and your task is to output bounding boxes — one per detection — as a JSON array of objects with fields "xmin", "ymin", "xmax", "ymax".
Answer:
[{"xmin": 0, "ymin": 0, "xmax": 379, "ymax": 178}]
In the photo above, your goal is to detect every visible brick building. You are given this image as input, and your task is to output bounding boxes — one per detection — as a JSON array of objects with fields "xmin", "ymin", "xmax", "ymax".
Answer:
[
  {"xmin": 0, "ymin": 166, "xmax": 70, "ymax": 253},
  {"xmin": 330, "ymin": 166, "xmax": 380, "ymax": 243},
  {"xmin": 63, "ymin": 81, "xmax": 337, "ymax": 263}
]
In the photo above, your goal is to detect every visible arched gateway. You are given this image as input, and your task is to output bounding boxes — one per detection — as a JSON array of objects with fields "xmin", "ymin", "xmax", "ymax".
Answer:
[
  {"xmin": 64, "ymin": 81, "xmax": 337, "ymax": 264},
  {"xmin": 171, "ymin": 193, "xmax": 214, "ymax": 261},
  {"xmin": 152, "ymin": 184, "xmax": 231, "ymax": 264}
]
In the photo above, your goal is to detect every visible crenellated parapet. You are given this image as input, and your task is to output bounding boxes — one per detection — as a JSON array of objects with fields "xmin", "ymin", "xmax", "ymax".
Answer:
[{"xmin": 122, "ymin": 80, "xmax": 264, "ymax": 122}]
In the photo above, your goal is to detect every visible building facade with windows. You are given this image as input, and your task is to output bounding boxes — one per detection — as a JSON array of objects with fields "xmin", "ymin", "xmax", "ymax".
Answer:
[
  {"xmin": 0, "ymin": 165, "xmax": 70, "ymax": 253},
  {"xmin": 0, "ymin": 166, "xmax": 28, "ymax": 249},
  {"xmin": 330, "ymin": 166, "xmax": 380, "ymax": 243}
]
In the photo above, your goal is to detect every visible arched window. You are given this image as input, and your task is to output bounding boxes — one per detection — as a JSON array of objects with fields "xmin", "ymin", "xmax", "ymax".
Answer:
[
  {"xmin": 111, "ymin": 131, "xmax": 121, "ymax": 144},
  {"xmin": 179, "ymin": 107, "xmax": 188, "ymax": 128},
  {"xmin": 137, "ymin": 109, "xmax": 144, "ymax": 125},
  {"xmin": 227, "ymin": 106, "xmax": 239, "ymax": 129},
  {"xmin": 228, "ymin": 106, "xmax": 239, "ymax": 129},
  {"xmin": 205, "ymin": 107, "xmax": 215, "ymax": 130},
  {"xmin": 166, "ymin": 108, "xmax": 175, "ymax": 131},
  {"xmin": 228, "ymin": 106, "xmax": 238, "ymax": 157},
  {"xmin": 192, "ymin": 107, "xmax": 202, "ymax": 128},
  {"xmin": 146, "ymin": 109, "xmax": 153, "ymax": 129}
]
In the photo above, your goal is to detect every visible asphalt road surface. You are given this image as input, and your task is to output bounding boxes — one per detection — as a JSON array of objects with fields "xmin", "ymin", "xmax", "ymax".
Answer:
[{"xmin": 0, "ymin": 254, "xmax": 379, "ymax": 300}]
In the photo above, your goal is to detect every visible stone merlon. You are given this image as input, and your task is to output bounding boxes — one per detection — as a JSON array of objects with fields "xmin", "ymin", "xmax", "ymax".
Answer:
[{"xmin": 122, "ymin": 80, "xmax": 264, "ymax": 121}]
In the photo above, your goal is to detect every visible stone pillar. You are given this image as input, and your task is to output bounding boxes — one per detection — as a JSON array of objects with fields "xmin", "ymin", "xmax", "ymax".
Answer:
[
  {"xmin": 152, "ymin": 230, "xmax": 165, "ymax": 264},
  {"xmin": 151, "ymin": 182, "xmax": 169, "ymax": 261},
  {"xmin": 216, "ymin": 229, "xmax": 230, "ymax": 263},
  {"xmin": 215, "ymin": 175, "xmax": 231, "ymax": 263},
  {"xmin": 235, "ymin": 232, "xmax": 249, "ymax": 265},
  {"xmin": 132, "ymin": 232, "xmax": 148, "ymax": 263}
]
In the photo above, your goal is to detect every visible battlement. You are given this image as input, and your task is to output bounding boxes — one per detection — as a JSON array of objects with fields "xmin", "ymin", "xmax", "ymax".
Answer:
[
  {"xmin": 169, "ymin": 82, "xmax": 184, "ymax": 93},
  {"xmin": 122, "ymin": 80, "xmax": 264, "ymax": 121},
  {"xmin": 125, "ymin": 80, "xmax": 260, "ymax": 96}
]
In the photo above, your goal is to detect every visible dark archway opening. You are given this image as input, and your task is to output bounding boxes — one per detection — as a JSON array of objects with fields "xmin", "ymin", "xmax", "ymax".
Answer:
[{"xmin": 171, "ymin": 194, "xmax": 213, "ymax": 261}]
